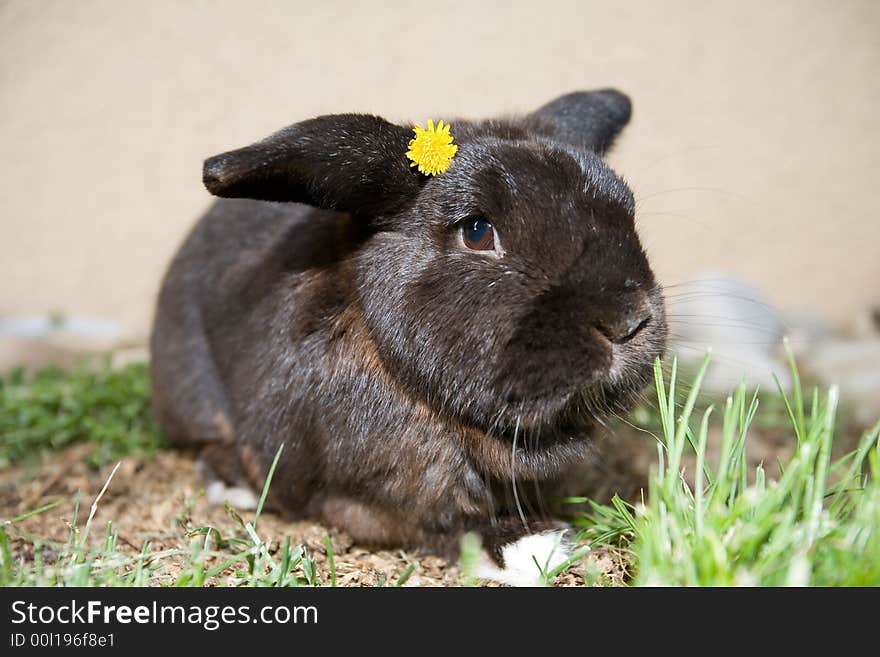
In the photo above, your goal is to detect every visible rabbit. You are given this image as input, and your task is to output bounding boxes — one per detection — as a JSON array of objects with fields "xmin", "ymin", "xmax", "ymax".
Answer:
[{"xmin": 149, "ymin": 89, "xmax": 667, "ymax": 585}]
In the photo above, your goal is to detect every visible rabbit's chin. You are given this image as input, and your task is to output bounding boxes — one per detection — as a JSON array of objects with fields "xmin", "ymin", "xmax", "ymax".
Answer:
[{"xmin": 488, "ymin": 362, "xmax": 654, "ymax": 440}]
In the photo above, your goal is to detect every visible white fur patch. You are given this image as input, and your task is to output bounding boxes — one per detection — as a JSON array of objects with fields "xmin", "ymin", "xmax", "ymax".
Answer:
[
  {"xmin": 473, "ymin": 530, "xmax": 571, "ymax": 587},
  {"xmin": 205, "ymin": 480, "xmax": 259, "ymax": 510}
]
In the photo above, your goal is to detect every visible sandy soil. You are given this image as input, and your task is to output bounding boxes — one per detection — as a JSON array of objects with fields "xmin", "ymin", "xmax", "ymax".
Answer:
[
  {"xmin": 4, "ymin": 412, "xmax": 851, "ymax": 587},
  {"xmin": 0, "ymin": 442, "xmax": 637, "ymax": 587}
]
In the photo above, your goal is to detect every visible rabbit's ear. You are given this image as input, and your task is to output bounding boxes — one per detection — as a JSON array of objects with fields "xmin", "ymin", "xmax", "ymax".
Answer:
[
  {"xmin": 203, "ymin": 114, "xmax": 423, "ymax": 216},
  {"xmin": 529, "ymin": 89, "xmax": 632, "ymax": 154}
]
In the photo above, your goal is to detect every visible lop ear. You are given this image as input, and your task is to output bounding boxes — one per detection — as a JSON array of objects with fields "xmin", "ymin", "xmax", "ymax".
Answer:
[
  {"xmin": 202, "ymin": 114, "xmax": 423, "ymax": 216},
  {"xmin": 528, "ymin": 89, "xmax": 632, "ymax": 154}
]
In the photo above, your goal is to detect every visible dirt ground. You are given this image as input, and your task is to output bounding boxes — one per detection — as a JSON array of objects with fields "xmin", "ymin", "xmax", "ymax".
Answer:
[
  {"xmin": 1, "ymin": 441, "xmax": 642, "ymax": 587},
  {"xmin": 2, "ymin": 414, "xmax": 840, "ymax": 587}
]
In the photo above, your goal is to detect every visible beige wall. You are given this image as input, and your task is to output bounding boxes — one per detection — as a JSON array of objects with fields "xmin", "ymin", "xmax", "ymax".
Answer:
[{"xmin": 1, "ymin": 0, "xmax": 878, "ymax": 341}]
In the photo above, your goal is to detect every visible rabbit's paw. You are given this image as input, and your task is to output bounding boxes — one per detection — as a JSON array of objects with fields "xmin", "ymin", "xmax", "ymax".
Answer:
[
  {"xmin": 204, "ymin": 480, "xmax": 259, "ymax": 510},
  {"xmin": 473, "ymin": 530, "xmax": 571, "ymax": 587}
]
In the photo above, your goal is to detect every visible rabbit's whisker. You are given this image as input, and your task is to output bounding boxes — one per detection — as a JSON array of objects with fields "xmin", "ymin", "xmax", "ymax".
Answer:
[{"xmin": 511, "ymin": 413, "xmax": 529, "ymax": 533}]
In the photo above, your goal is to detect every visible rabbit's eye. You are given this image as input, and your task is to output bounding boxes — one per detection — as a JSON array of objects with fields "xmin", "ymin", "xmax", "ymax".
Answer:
[{"xmin": 462, "ymin": 219, "xmax": 495, "ymax": 251}]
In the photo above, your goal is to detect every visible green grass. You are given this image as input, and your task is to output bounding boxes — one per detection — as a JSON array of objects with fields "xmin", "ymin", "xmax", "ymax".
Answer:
[
  {"xmin": 0, "ymin": 442, "xmax": 331, "ymax": 587},
  {"xmin": 1, "ymin": 355, "xmax": 879, "ymax": 586},
  {"xmin": 571, "ymin": 353, "xmax": 880, "ymax": 586},
  {"xmin": 0, "ymin": 360, "xmax": 165, "ymax": 468}
]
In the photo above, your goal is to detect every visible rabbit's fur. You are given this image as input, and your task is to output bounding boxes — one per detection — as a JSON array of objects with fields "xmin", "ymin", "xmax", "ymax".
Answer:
[{"xmin": 150, "ymin": 90, "xmax": 666, "ymax": 575}]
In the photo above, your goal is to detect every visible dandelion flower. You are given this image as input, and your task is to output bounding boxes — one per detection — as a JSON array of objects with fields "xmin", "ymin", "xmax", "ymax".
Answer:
[{"xmin": 405, "ymin": 119, "xmax": 458, "ymax": 176}]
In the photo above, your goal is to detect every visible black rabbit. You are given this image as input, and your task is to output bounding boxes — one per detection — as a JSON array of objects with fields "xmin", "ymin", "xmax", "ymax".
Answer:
[{"xmin": 150, "ymin": 90, "xmax": 666, "ymax": 585}]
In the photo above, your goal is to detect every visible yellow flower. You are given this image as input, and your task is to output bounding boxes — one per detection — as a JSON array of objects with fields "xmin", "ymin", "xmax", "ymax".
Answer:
[{"xmin": 405, "ymin": 119, "xmax": 458, "ymax": 176}]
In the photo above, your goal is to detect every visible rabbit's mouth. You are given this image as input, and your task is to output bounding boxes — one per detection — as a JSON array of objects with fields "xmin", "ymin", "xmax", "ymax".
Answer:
[
  {"xmin": 457, "ymin": 374, "xmax": 651, "ymax": 482},
  {"xmin": 515, "ymin": 364, "xmax": 655, "ymax": 434},
  {"xmin": 490, "ymin": 312, "xmax": 666, "ymax": 435}
]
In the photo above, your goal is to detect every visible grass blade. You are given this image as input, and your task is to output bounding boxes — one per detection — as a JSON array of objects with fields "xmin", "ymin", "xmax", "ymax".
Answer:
[
  {"xmin": 323, "ymin": 535, "xmax": 337, "ymax": 587},
  {"xmin": 254, "ymin": 443, "xmax": 284, "ymax": 532}
]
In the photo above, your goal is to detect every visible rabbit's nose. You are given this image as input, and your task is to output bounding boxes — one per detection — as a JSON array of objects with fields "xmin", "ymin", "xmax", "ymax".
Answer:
[{"xmin": 595, "ymin": 306, "xmax": 652, "ymax": 344}]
